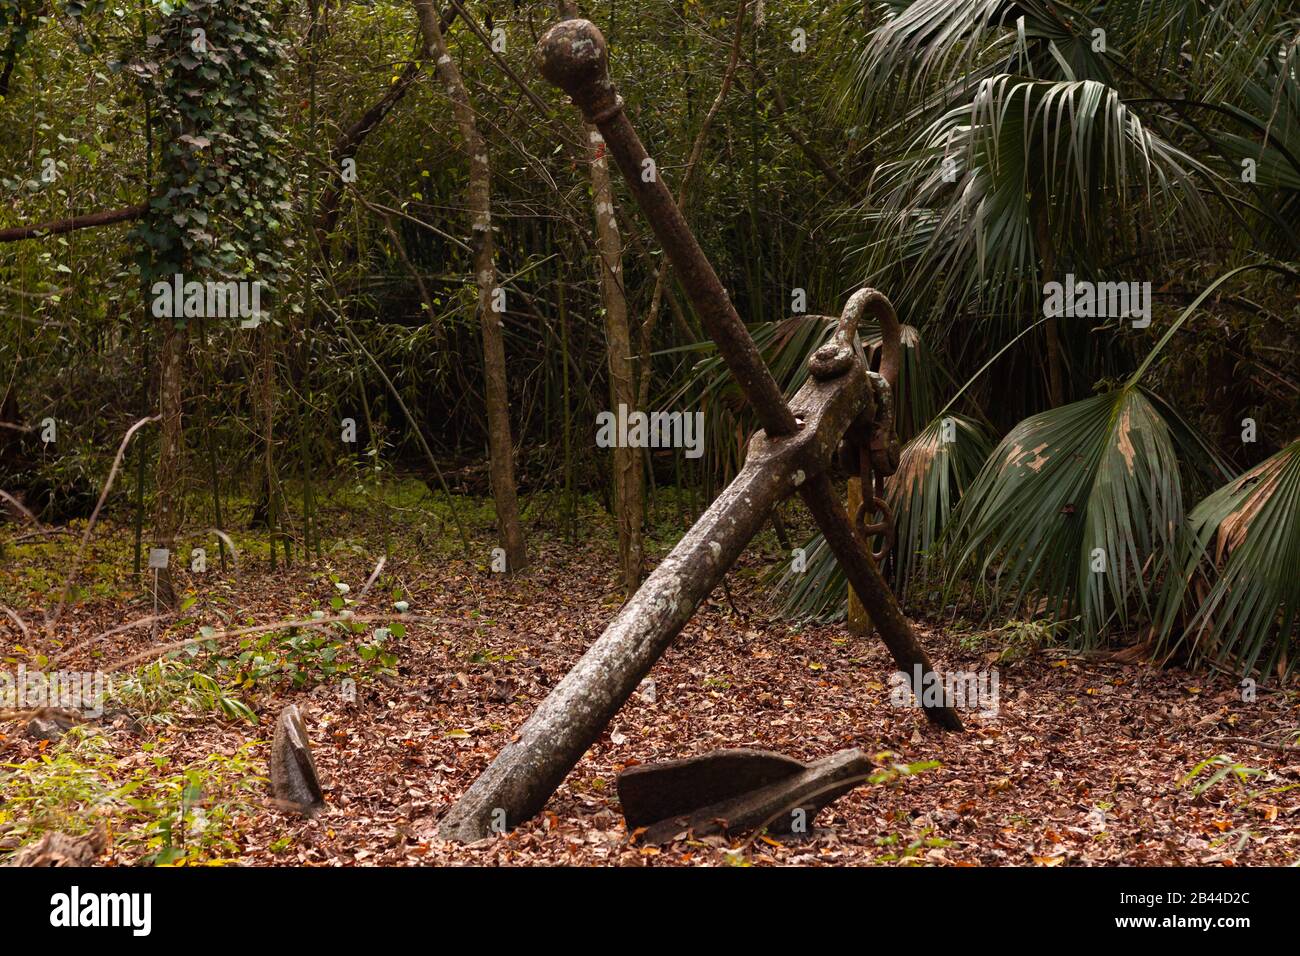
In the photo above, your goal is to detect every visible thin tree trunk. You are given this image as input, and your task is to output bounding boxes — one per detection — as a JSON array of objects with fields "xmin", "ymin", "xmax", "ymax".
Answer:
[
  {"xmin": 150, "ymin": 322, "xmax": 185, "ymax": 609},
  {"xmin": 589, "ymin": 138, "xmax": 639, "ymax": 592},
  {"xmin": 414, "ymin": 0, "xmax": 527, "ymax": 572},
  {"xmin": 1035, "ymin": 201, "xmax": 1066, "ymax": 407},
  {"xmin": 845, "ymin": 474, "xmax": 872, "ymax": 634},
  {"xmin": 257, "ymin": 322, "xmax": 288, "ymax": 568},
  {"xmin": 588, "ymin": 119, "xmax": 644, "ymax": 594},
  {"xmin": 558, "ymin": 261, "xmax": 576, "ymax": 545},
  {"xmin": 558, "ymin": 2, "xmax": 643, "ymax": 594}
]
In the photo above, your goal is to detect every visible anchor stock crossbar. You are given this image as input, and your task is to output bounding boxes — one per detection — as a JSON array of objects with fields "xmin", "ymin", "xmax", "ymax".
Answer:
[{"xmin": 438, "ymin": 17, "xmax": 961, "ymax": 843}]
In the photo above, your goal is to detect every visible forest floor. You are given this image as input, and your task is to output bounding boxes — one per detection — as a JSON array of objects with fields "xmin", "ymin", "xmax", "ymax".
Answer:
[{"xmin": 2, "ymin": 492, "xmax": 1299, "ymax": 866}]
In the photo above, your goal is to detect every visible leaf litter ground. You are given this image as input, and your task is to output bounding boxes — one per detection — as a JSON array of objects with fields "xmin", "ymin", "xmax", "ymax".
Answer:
[{"xmin": 3, "ymin": 517, "xmax": 1299, "ymax": 867}]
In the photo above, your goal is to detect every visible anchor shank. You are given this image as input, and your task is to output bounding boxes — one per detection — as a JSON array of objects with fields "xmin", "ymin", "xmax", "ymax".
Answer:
[{"xmin": 537, "ymin": 18, "xmax": 797, "ymax": 439}]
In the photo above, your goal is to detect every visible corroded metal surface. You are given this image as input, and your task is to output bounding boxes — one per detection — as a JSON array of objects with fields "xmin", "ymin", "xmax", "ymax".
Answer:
[{"xmin": 437, "ymin": 16, "xmax": 962, "ymax": 843}]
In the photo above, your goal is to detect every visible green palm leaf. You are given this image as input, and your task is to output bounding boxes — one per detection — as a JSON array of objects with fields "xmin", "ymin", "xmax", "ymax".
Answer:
[
  {"xmin": 768, "ymin": 531, "xmax": 848, "ymax": 623},
  {"xmin": 769, "ymin": 412, "xmax": 992, "ymax": 619},
  {"xmin": 951, "ymin": 388, "xmax": 1212, "ymax": 643},
  {"xmin": 1158, "ymin": 439, "xmax": 1300, "ymax": 677},
  {"xmin": 946, "ymin": 266, "xmax": 1288, "ymax": 647},
  {"xmin": 836, "ymin": 0, "xmax": 1111, "ymax": 130},
  {"xmin": 886, "ymin": 413, "xmax": 994, "ymax": 600},
  {"xmin": 862, "ymin": 74, "xmax": 1215, "ymax": 330},
  {"xmin": 1207, "ymin": 42, "xmax": 1300, "ymax": 247}
]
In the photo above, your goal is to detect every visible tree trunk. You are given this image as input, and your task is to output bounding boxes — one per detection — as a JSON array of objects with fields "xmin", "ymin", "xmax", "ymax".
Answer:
[
  {"xmin": 151, "ymin": 322, "xmax": 186, "ymax": 609},
  {"xmin": 561, "ymin": 0, "xmax": 644, "ymax": 597},
  {"xmin": 257, "ymin": 322, "xmax": 287, "ymax": 567},
  {"xmin": 845, "ymin": 474, "xmax": 872, "ymax": 634},
  {"xmin": 588, "ymin": 125, "xmax": 644, "ymax": 596},
  {"xmin": 0, "ymin": 388, "xmax": 22, "ymax": 481},
  {"xmin": 1035, "ymin": 201, "xmax": 1066, "ymax": 407},
  {"xmin": 415, "ymin": 0, "xmax": 527, "ymax": 573}
]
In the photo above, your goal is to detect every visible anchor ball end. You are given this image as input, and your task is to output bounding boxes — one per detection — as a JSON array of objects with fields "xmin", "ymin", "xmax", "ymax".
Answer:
[{"xmin": 537, "ymin": 18, "xmax": 609, "ymax": 99}]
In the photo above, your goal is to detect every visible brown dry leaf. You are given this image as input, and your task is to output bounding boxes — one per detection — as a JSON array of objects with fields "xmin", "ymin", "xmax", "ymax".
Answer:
[{"xmin": 10, "ymin": 522, "xmax": 1300, "ymax": 867}]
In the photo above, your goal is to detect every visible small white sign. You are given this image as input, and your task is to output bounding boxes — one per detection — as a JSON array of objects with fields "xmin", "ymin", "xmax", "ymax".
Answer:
[{"xmin": 148, "ymin": 548, "xmax": 170, "ymax": 570}]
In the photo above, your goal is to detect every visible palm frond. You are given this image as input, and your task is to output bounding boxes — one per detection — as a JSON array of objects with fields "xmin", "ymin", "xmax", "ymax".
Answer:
[
  {"xmin": 946, "ymin": 267, "xmax": 1285, "ymax": 647},
  {"xmin": 767, "ymin": 532, "xmax": 847, "ymax": 623},
  {"xmin": 1158, "ymin": 438, "xmax": 1300, "ymax": 677},
  {"xmin": 950, "ymin": 388, "xmax": 1208, "ymax": 644},
  {"xmin": 887, "ymin": 412, "xmax": 994, "ymax": 600},
  {"xmin": 1208, "ymin": 40, "xmax": 1300, "ymax": 247},
  {"xmin": 860, "ymin": 74, "xmax": 1217, "ymax": 332},
  {"xmin": 1105, "ymin": 0, "xmax": 1298, "ymax": 102},
  {"xmin": 835, "ymin": 0, "xmax": 1111, "ymax": 130}
]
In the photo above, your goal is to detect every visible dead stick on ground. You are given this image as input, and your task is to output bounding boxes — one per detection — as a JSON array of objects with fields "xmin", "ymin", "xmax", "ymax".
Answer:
[
  {"xmin": 1, "ymin": 604, "xmax": 31, "ymax": 639},
  {"xmin": 357, "ymin": 555, "xmax": 387, "ymax": 602},
  {"xmin": 0, "ymin": 489, "xmax": 44, "ymax": 529},
  {"xmin": 49, "ymin": 615, "xmax": 167, "ymax": 668}
]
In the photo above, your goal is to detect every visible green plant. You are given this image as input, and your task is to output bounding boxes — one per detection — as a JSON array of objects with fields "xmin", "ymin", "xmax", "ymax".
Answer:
[
  {"xmin": 949, "ymin": 266, "xmax": 1294, "ymax": 656},
  {"xmin": 112, "ymin": 656, "xmax": 256, "ymax": 724},
  {"xmin": 224, "ymin": 616, "xmax": 400, "ymax": 691},
  {"xmin": 886, "ymin": 413, "xmax": 993, "ymax": 599},
  {"xmin": 0, "ymin": 728, "xmax": 265, "ymax": 865},
  {"xmin": 873, "ymin": 826, "xmax": 954, "ymax": 864},
  {"xmin": 1182, "ymin": 754, "xmax": 1266, "ymax": 798},
  {"xmin": 134, "ymin": 745, "xmax": 265, "ymax": 865},
  {"xmin": 994, "ymin": 617, "xmax": 1072, "ymax": 662},
  {"xmin": 951, "ymin": 387, "xmax": 1209, "ymax": 644},
  {"xmin": 1159, "ymin": 438, "xmax": 1300, "ymax": 676},
  {"xmin": 127, "ymin": 0, "xmax": 291, "ymax": 295},
  {"xmin": 0, "ymin": 727, "xmax": 118, "ymax": 842}
]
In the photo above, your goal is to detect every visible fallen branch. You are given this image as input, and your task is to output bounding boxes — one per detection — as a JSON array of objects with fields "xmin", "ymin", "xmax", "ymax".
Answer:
[
  {"xmin": 0, "ymin": 203, "xmax": 147, "ymax": 243},
  {"xmin": 0, "ymin": 604, "xmax": 30, "ymax": 639},
  {"xmin": 9, "ymin": 528, "xmax": 72, "ymax": 544},
  {"xmin": 357, "ymin": 555, "xmax": 387, "ymax": 601},
  {"xmin": 0, "ymin": 489, "xmax": 44, "ymax": 529},
  {"xmin": 49, "ymin": 615, "xmax": 167, "ymax": 668}
]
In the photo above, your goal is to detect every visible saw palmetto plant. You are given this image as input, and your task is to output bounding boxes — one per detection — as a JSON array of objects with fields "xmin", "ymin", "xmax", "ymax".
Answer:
[
  {"xmin": 1158, "ymin": 437, "xmax": 1300, "ymax": 676},
  {"xmin": 947, "ymin": 265, "xmax": 1295, "ymax": 650}
]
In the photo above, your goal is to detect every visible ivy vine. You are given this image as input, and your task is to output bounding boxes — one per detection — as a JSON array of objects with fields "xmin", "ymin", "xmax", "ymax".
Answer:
[{"xmin": 124, "ymin": 0, "xmax": 292, "ymax": 323}]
